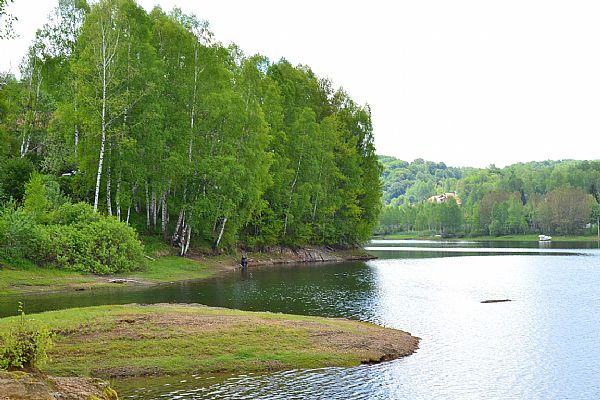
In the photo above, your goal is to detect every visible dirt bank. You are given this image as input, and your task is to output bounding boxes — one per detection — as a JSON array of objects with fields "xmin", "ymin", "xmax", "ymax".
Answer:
[{"xmin": 0, "ymin": 371, "xmax": 117, "ymax": 400}]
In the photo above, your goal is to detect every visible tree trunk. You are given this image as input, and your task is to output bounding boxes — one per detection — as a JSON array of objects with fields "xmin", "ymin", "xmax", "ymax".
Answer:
[
  {"xmin": 172, "ymin": 208, "xmax": 184, "ymax": 245},
  {"xmin": 188, "ymin": 45, "xmax": 198, "ymax": 162},
  {"xmin": 179, "ymin": 211, "xmax": 187, "ymax": 256},
  {"xmin": 20, "ymin": 60, "xmax": 41, "ymax": 158},
  {"xmin": 161, "ymin": 192, "xmax": 168, "ymax": 241},
  {"xmin": 151, "ymin": 189, "xmax": 157, "ymax": 229},
  {"xmin": 115, "ymin": 179, "xmax": 121, "ymax": 221},
  {"xmin": 145, "ymin": 180, "xmax": 150, "ymax": 231},
  {"xmin": 74, "ymin": 80, "xmax": 79, "ymax": 153},
  {"xmin": 215, "ymin": 217, "xmax": 227, "ymax": 248},
  {"xmin": 93, "ymin": 24, "xmax": 109, "ymax": 212},
  {"xmin": 183, "ymin": 224, "xmax": 192, "ymax": 256},
  {"xmin": 106, "ymin": 143, "xmax": 112, "ymax": 216}
]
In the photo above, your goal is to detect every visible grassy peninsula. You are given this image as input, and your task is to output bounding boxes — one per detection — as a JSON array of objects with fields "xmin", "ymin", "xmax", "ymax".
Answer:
[{"xmin": 0, "ymin": 304, "xmax": 419, "ymax": 378}]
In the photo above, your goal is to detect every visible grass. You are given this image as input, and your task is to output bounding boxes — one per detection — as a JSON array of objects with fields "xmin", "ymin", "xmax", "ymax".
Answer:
[
  {"xmin": 0, "ymin": 236, "xmax": 226, "ymax": 294},
  {"xmin": 0, "ymin": 258, "xmax": 114, "ymax": 295},
  {"xmin": 0, "ymin": 304, "xmax": 418, "ymax": 377},
  {"xmin": 122, "ymin": 256, "xmax": 215, "ymax": 282}
]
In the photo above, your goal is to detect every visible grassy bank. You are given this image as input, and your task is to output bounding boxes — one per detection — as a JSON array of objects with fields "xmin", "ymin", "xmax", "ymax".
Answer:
[
  {"xmin": 0, "ymin": 304, "xmax": 419, "ymax": 377},
  {"xmin": 0, "ymin": 238, "xmax": 374, "ymax": 295},
  {"xmin": 379, "ymin": 232, "xmax": 600, "ymax": 242},
  {"xmin": 0, "ymin": 254, "xmax": 220, "ymax": 295}
]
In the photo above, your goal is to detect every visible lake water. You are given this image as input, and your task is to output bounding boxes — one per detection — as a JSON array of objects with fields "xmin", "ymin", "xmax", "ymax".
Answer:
[{"xmin": 1, "ymin": 240, "xmax": 600, "ymax": 399}]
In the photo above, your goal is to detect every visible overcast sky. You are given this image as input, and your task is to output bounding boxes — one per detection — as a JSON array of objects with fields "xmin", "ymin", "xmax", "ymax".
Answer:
[{"xmin": 1, "ymin": 0, "xmax": 599, "ymax": 168}]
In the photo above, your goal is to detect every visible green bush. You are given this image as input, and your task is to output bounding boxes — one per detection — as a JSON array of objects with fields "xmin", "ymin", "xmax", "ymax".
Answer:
[
  {"xmin": 0, "ymin": 206, "xmax": 50, "ymax": 262},
  {"xmin": 54, "ymin": 201, "xmax": 100, "ymax": 225},
  {"xmin": 49, "ymin": 217, "xmax": 144, "ymax": 274},
  {"xmin": 0, "ymin": 303, "xmax": 53, "ymax": 371},
  {"xmin": 0, "ymin": 157, "xmax": 35, "ymax": 203}
]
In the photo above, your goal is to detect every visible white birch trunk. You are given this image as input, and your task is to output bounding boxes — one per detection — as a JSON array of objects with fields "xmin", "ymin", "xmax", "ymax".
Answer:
[
  {"xmin": 215, "ymin": 217, "xmax": 227, "ymax": 248},
  {"xmin": 20, "ymin": 58, "xmax": 35, "ymax": 157},
  {"xmin": 106, "ymin": 143, "xmax": 112, "ymax": 216},
  {"xmin": 172, "ymin": 208, "xmax": 184, "ymax": 244},
  {"xmin": 92, "ymin": 16, "xmax": 119, "ymax": 212},
  {"xmin": 179, "ymin": 212, "xmax": 186, "ymax": 256},
  {"xmin": 20, "ymin": 67, "xmax": 41, "ymax": 158},
  {"xmin": 93, "ymin": 22, "xmax": 108, "ymax": 212},
  {"xmin": 161, "ymin": 192, "xmax": 168, "ymax": 240},
  {"xmin": 145, "ymin": 180, "xmax": 150, "ymax": 230},
  {"xmin": 151, "ymin": 190, "xmax": 157, "ymax": 229},
  {"xmin": 183, "ymin": 224, "xmax": 192, "ymax": 256},
  {"xmin": 188, "ymin": 45, "xmax": 198, "ymax": 162},
  {"xmin": 74, "ymin": 80, "xmax": 79, "ymax": 152},
  {"xmin": 115, "ymin": 179, "xmax": 121, "ymax": 221}
]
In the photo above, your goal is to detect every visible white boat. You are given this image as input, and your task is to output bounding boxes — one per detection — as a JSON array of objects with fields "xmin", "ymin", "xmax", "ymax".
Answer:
[{"xmin": 538, "ymin": 234, "xmax": 552, "ymax": 241}]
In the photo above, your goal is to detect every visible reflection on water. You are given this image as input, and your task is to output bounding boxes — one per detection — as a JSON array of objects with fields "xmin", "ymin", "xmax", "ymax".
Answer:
[
  {"xmin": 114, "ymin": 249, "xmax": 600, "ymax": 399},
  {"xmin": 2, "ymin": 241, "xmax": 600, "ymax": 399}
]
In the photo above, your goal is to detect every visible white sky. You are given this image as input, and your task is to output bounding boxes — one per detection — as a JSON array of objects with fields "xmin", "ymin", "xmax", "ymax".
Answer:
[{"xmin": 1, "ymin": 0, "xmax": 599, "ymax": 168}]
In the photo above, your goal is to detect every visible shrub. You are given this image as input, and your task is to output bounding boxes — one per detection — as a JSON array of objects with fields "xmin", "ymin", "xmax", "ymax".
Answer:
[
  {"xmin": 49, "ymin": 217, "xmax": 144, "ymax": 274},
  {"xmin": 54, "ymin": 202, "xmax": 100, "ymax": 225},
  {"xmin": 0, "ymin": 303, "xmax": 53, "ymax": 371},
  {"xmin": 0, "ymin": 206, "xmax": 50, "ymax": 262},
  {"xmin": 0, "ymin": 157, "xmax": 35, "ymax": 203}
]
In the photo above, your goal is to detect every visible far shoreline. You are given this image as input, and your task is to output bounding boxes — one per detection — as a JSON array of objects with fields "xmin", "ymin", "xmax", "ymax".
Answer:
[
  {"xmin": 376, "ymin": 233, "xmax": 600, "ymax": 242},
  {"xmin": 0, "ymin": 246, "xmax": 376, "ymax": 297}
]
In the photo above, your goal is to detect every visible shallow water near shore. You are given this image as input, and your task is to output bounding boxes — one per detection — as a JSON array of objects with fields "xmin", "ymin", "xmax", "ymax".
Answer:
[{"xmin": 2, "ymin": 240, "xmax": 600, "ymax": 399}]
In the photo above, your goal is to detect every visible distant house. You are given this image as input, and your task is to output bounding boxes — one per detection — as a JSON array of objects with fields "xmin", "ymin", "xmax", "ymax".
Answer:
[{"xmin": 427, "ymin": 192, "xmax": 462, "ymax": 205}]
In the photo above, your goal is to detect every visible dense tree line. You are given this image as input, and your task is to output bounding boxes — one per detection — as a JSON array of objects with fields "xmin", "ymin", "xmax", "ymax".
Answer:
[
  {"xmin": 0, "ymin": 0, "xmax": 381, "ymax": 260},
  {"xmin": 378, "ymin": 156, "xmax": 600, "ymax": 236}
]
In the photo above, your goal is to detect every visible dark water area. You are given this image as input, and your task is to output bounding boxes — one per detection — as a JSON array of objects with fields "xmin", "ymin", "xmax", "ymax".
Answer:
[{"xmin": 1, "ymin": 240, "xmax": 600, "ymax": 399}]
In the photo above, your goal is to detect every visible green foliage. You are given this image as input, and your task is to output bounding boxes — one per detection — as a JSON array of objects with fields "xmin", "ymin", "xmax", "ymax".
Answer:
[
  {"xmin": 0, "ymin": 206, "xmax": 50, "ymax": 262},
  {"xmin": 49, "ymin": 217, "xmax": 143, "ymax": 274},
  {"xmin": 54, "ymin": 201, "xmax": 99, "ymax": 225},
  {"xmin": 0, "ymin": 157, "xmax": 35, "ymax": 203},
  {"xmin": 379, "ymin": 156, "xmax": 600, "ymax": 238},
  {"xmin": 23, "ymin": 173, "xmax": 51, "ymax": 223},
  {"xmin": 1, "ymin": 0, "xmax": 382, "ymax": 254},
  {"xmin": 0, "ymin": 303, "xmax": 53, "ymax": 370},
  {"xmin": 538, "ymin": 186, "xmax": 595, "ymax": 235}
]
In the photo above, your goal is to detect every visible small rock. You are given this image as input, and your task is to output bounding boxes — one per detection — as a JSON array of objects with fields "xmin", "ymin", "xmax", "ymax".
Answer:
[{"xmin": 481, "ymin": 299, "xmax": 512, "ymax": 303}]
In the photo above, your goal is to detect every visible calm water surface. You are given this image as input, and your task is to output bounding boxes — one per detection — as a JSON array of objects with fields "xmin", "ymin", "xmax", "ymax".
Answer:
[{"xmin": 1, "ymin": 240, "xmax": 600, "ymax": 399}]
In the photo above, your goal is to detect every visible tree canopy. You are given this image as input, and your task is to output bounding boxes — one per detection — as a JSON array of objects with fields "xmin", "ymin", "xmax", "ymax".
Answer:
[
  {"xmin": 0, "ymin": 0, "xmax": 381, "ymax": 256},
  {"xmin": 378, "ymin": 156, "xmax": 600, "ymax": 237}
]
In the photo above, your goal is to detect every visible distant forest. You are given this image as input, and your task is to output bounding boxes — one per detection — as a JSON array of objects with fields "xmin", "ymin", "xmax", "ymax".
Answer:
[
  {"xmin": 378, "ymin": 156, "xmax": 600, "ymax": 237},
  {"xmin": 0, "ymin": 0, "xmax": 381, "ymax": 271}
]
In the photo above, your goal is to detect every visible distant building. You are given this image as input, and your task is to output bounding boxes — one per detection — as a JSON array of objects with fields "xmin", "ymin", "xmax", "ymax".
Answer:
[{"xmin": 427, "ymin": 192, "xmax": 462, "ymax": 205}]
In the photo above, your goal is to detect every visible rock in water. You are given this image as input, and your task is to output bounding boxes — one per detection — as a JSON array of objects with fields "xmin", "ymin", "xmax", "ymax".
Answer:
[{"xmin": 480, "ymin": 299, "xmax": 512, "ymax": 303}]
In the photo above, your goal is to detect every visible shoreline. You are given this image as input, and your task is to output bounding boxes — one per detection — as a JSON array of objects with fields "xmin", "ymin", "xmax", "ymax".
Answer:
[
  {"xmin": 0, "ymin": 303, "xmax": 419, "ymax": 378},
  {"xmin": 377, "ymin": 233, "xmax": 600, "ymax": 242},
  {"xmin": 0, "ymin": 303, "xmax": 419, "ymax": 399},
  {"xmin": 0, "ymin": 246, "xmax": 376, "ymax": 296}
]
